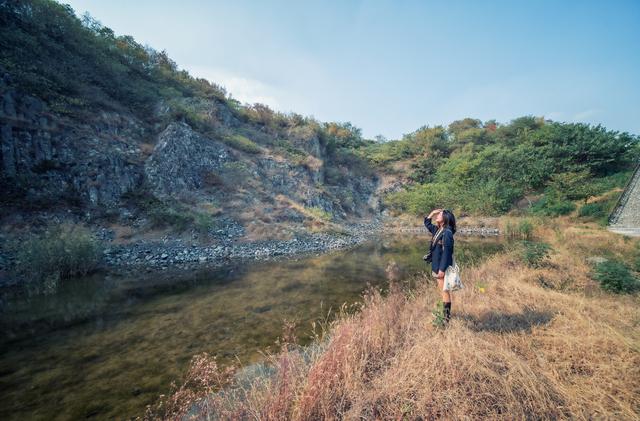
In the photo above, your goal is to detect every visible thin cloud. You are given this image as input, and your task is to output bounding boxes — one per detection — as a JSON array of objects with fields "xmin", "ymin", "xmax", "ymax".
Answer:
[
  {"xmin": 572, "ymin": 109, "xmax": 600, "ymax": 122},
  {"xmin": 185, "ymin": 65, "xmax": 282, "ymax": 109}
]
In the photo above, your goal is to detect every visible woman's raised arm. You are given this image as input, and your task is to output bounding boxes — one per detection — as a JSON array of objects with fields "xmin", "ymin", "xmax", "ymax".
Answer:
[{"xmin": 424, "ymin": 215, "xmax": 438, "ymax": 235}]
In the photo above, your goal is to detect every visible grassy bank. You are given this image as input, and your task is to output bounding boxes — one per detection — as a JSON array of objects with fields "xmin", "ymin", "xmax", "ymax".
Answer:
[{"xmin": 145, "ymin": 215, "xmax": 640, "ymax": 420}]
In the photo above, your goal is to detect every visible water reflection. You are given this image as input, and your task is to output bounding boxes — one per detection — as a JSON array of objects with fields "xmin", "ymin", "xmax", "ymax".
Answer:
[{"xmin": 0, "ymin": 234, "xmax": 503, "ymax": 420}]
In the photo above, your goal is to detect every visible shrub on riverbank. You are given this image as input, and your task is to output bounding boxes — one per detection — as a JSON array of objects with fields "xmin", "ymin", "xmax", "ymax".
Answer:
[
  {"xmin": 516, "ymin": 240, "xmax": 553, "ymax": 268},
  {"xmin": 591, "ymin": 260, "xmax": 639, "ymax": 293},
  {"xmin": 146, "ymin": 217, "xmax": 640, "ymax": 420},
  {"xmin": 8, "ymin": 222, "xmax": 103, "ymax": 293},
  {"xmin": 503, "ymin": 217, "xmax": 534, "ymax": 240}
]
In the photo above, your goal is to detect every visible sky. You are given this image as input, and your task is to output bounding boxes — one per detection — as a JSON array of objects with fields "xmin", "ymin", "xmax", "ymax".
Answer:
[{"xmin": 63, "ymin": 0, "xmax": 640, "ymax": 139}]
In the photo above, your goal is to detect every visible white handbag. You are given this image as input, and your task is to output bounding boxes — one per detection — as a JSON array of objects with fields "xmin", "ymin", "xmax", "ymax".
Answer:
[{"xmin": 443, "ymin": 255, "xmax": 463, "ymax": 291}]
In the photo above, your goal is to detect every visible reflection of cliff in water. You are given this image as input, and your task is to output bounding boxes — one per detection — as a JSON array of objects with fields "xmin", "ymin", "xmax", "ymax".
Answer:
[{"xmin": 0, "ymin": 234, "xmax": 504, "ymax": 421}]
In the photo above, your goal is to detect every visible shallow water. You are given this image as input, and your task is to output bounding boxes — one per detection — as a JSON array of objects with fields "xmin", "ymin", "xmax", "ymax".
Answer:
[{"xmin": 0, "ymin": 234, "xmax": 503, "ymax": 420}]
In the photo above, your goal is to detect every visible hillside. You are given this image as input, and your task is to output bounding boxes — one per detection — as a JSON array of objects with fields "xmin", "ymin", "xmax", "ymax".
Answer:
[
  {"xmin": 357, "ymin": 117, "xmax": 640, "ymax": 220},
  {"xmin": 0, "ymin": 0, "xmax": 381, "ymax": 247}
]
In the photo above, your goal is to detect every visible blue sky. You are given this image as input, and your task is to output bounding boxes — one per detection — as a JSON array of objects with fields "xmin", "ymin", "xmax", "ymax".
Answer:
[{"xmin": 64, "ymin": 0, "xmax": 639, "ymax": 139}]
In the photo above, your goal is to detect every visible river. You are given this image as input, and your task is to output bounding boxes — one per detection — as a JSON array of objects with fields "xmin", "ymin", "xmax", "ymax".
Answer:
[{"xmin": 0, "ymin": 233, "xmax": 504, "ymax": 420}]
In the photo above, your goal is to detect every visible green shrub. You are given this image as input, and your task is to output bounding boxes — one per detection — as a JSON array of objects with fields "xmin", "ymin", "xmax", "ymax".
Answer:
[
  {"xmin": 516, "ymin": 240, "xmax": 552, "ymax": 268},
  {"xmin": 431, "ymin": 301, "xmax": 446, "ymax": 328},
  {"xmin": 324, "ymin": 166, "xmax": 345, "ymax": 185},
  {"xmin": 221, "ymin": 161, "xmax": 251, "ymax": 186},
  {"xmin": 273, "ymin": 139, "xmax": 308, "ymax": 162},
  {"xmin": 577, "ymin": 192, "xmax": 619, "ymax": 226},
  {"xmin": 148, "ymin": 206, "xmax": 193, "ymax": 231},
  {"xmin": 590, "ymin": 169, "xmax": 635, "ymax": 195},
  {"xmin": 578, "ymin": 202, "xmax": 607, "ymax": 218},
  {"xmin": 518, "ymin": 219, "xmax": 534, "ymax": 240},
  {"xmin": 10, "ymin": 223, "xmax": 103, "ymax": 293},
  {"xmin": 306, "ymin": 206, "xmax": 332, "ymax": 221},
  {"xmin": 591, "ymin": 260, "xmax": 639, "ymax": 293},
  {"xmin": 384, "ymin": 183, "xmax": 457, "ymax": 216},
  {"xmin": 223, "ymin": 134, "xmax": 262, "ymax": 154},
  {"xmin": 504, "ymin": 218, "xmax": 534, "ymax": 240},
  {"xmin": 123, "ymin": 188, "xmax": 219, "ymax": 232},
  {"xmin": 530, "ymin": 195, "xmax": 576, "ymax": 216},
  {"xmin": 193, "ymin": 212, "xmax": 219, "ymax": 234}
]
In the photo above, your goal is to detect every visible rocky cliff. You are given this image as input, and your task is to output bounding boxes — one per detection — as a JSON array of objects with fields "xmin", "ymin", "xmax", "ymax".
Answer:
[
  {"xmin": 0, "ymin": 69, "xmax": 381, "ymax": 243},
  {"xmin": 0, "ymin": 0, "xmax": 385, "ymax": 249},
  {"xmin": 1, "ymin": 71, "xmax": 145, "ymax": 210}
]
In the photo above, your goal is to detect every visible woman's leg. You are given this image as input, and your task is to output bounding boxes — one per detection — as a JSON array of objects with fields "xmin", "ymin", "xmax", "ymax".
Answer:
[{"xmin": 437, "ymin": 277, "xmax": 452, "ymax": 322}]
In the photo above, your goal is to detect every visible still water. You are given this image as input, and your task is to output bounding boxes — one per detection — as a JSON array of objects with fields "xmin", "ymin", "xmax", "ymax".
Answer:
[{"xmin": 0, "ymin": 234, "xmax": 503, "ymax": 420}]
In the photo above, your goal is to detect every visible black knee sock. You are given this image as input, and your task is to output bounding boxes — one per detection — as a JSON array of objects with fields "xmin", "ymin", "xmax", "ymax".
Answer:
[{"xmin": 443, "ymin": 302, "xmax": 451, "ymax": 321}]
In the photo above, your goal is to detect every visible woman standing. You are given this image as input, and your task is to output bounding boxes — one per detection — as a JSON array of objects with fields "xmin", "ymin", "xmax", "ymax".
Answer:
[{"xmin": 424, "ymin": 208, "xmax": 457, "ymax": 322}]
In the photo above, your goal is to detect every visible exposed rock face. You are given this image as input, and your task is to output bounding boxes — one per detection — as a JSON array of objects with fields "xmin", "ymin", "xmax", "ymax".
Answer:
[
  {"xmin": 255, "ymin": 156, "xmax": 328, "ymax": 206},
  {"xmin": 142, "ymin": 121, "xmax": 379, "ymax": 219},
  {"xmin": 0, "ymin": 72, "xmax": 145, "ymax": 208},
  {"xmin": 0, "ymin": 67, "xmax": 380, "ymax": 231},
  {"xmin": 286, "ymin": 125, "xmax": 325, "ymax": 158},
  {"xmin": 144, "ymin": 122, "xmax": 232, "ymax": 196}
]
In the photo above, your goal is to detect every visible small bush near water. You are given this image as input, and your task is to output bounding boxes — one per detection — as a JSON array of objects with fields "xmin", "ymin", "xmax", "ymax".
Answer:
[
  {"xmin": 578, "ymin": 202, "xmax": 608, "ymax": 218},
  {"xmin": 591, "ymin": 260, "xmax": 639, "ymax": 294},
  {"xmin": 503, "ymin": 218, "xmax": 534, "ymax": 240},
  {"xmin": 123, "ymin": 189, "xmax": 220, "ymax": 233},
  {"xmin": 8, "ymin": 223, "xmax": 103, "ymax": 294}
]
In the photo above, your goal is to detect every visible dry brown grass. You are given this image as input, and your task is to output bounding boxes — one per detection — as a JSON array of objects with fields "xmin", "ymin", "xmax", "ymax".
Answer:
[
  {"xmin": 382, "ymin": 214, "xmax": 503, "ymax": 233},
  {"xmin": 146, "ymin": 218, "xmax": 640, "ymax": 420}
]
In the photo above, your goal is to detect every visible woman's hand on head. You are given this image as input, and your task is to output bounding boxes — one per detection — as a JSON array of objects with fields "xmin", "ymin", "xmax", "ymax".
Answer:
[{"xmin": 428, "ymin": 208, "xmax": 443, "ymax": 218}]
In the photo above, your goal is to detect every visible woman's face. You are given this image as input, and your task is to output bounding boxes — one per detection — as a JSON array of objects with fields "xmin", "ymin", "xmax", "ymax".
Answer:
[{"xmin": 435, "ymin": 210, "xmax": 444, "ymax": 224}]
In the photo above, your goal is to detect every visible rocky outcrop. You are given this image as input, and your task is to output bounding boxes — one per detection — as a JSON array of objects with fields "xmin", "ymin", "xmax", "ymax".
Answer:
[
  {"xmin": 142, "ymin": 121, "xmax": 378, "ymax": 219},
  {"xmin": 286, "ymin": 125, "xmax": 325, "ymax": 158},
  {"xmin": 0, "ymin": 72, "xmax": 145, "ymax": 208},
  {"xmin": 1, "ymin": 65, "xmax": 380, "ymax": 235},
  {"xmin": 144, "ymin": 122, "xmax": 233, "ymax": 196}
]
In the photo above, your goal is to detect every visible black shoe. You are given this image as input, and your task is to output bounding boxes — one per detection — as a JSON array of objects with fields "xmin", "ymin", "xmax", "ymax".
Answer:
[{"xmin": 443, "ymin": 302, "xmax": 451, "ymax": 323}]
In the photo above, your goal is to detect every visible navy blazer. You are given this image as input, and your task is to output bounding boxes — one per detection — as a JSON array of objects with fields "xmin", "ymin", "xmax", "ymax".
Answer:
[{"xmin": 424, "ymin": 216, "xmax": 454, "ymax": 274}]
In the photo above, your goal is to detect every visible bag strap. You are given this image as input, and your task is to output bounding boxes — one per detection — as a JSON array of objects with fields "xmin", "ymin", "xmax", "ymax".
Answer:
[{"xmin": 431, "ymin": 226, "xmax": 444, "ymax": 246}]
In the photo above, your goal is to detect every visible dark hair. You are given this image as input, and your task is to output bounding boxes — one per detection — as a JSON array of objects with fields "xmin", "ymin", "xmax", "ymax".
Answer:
[{"xmin": 442, "ymin": 209, "xmax": 456, "ymax": 234}]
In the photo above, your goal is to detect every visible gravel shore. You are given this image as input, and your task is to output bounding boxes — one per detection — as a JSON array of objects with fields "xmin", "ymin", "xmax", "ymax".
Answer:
[
  {"xmin": 0, "ymin": 217, "xmax": 502, "ymax": 284},
  {"xmin": 100, "ymin": 219, "xmax": 386, "ymax": 275},
  {"xmin": 100, "ymin": 221, "xmax": 501, "ymax": 276}
]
